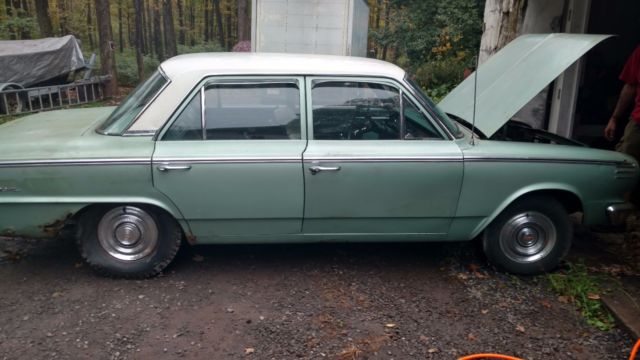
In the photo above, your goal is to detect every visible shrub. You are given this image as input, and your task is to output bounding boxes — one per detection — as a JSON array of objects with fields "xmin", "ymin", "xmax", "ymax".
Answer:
[{"xmin": 412, "ymin": 57, "xmax": 468, "ymax": 102}]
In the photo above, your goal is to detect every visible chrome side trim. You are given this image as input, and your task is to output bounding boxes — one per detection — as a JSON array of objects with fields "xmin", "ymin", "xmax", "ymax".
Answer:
[
  {"xmin": 464, "ymin": 156, "xmax": 633, "ymax": 167},
  {"xmin": 122, "ymin": 130, "xmax": 156, "ymax": 137},
  {"xmin": 0, "ymin": 158, "xmax": 151, "ymax": 168},
  {"xmin": 304, "ymin": 156, "xmax": 462, "ymax": 163},
  {"xmin": 154, "ymin": 157, "xmax": 300, "ymax": 164}
]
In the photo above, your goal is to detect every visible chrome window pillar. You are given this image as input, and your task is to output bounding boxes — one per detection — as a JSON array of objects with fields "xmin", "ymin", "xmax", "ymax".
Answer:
[{"xmin": 200, "ymin": 87, "xmax": 206, "ymax": 140}]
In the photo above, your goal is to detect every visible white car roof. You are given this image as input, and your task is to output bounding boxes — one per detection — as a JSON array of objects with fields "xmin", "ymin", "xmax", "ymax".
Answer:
[
  {"xmin": 159, "ymin": 52, "xmax": 406, "ymax": 81},
  {"xmin": 128, "ymin": 52, "xmax": 408, "ymax": 133}
]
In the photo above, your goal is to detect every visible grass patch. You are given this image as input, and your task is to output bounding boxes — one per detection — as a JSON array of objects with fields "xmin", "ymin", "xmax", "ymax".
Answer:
[{"xmin": 547, "ymin": 262, "xmax": 615, "ymax": 331}]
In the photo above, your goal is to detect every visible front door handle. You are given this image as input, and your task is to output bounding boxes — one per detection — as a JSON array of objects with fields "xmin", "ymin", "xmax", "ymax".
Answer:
[
  {"xmin": 157, "ymin": 163, "xmax": 192, "ymax": 172},
  {"xmin": 309, "ymin": 165, "xmax": 341, "ymax": 175}
]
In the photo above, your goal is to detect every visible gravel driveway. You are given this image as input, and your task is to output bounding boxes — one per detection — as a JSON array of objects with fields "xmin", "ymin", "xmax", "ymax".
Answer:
[{"xmin": 0, "ymin": 236, "xmax": 633, "ymax": 359}]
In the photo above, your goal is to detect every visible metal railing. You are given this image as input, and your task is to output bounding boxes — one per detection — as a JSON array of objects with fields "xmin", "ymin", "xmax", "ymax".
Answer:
[{"xmin": 0, "ymin": 78, "xmax": 107, "ymax": 117}]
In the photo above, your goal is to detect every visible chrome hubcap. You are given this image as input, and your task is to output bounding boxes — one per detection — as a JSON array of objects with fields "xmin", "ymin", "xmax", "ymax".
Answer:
[
  {"xmin": 499, "ymin": 212, "xmax": 556, "ymax": 264},
  {"xmin": 97, "ymin": 206, "xmax": 158, "ymax": 261}
]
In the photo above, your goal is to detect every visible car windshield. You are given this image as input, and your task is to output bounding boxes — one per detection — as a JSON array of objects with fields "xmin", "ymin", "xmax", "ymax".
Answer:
[
  {"xmin": 97, "ymin": 71, "xmax": 168, "ymax": 135},
  {"xmin": 405, "ymin": 77, "xmax": 463, "ymax": 138}
]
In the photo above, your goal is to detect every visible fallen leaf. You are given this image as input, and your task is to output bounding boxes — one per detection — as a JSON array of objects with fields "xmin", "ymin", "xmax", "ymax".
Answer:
[
  {"xmin": 587, "ymin": 293, "xmax": 601, "ymax": 300},
  {"xmin": 515, "ymin": 324, "xmax": 525, "ymax": 333},
  {"xmin": 244, "ymin": 347, "xmax": 255, "ymax": 355},
  {"xmin": 51, "ymin": 292, "xmax": 62, "ymax": 298},
  {"xmin": 384, "ymin": 323, "xmax": 397, "ymax": 328},
  {"xmin": 540, "ymin": 300, "xmax": 552, "ymax": 309},
  {"xmin": 481, "ymin": 309, "xmax": 489, "ymax": 315},
  {"xmin": 428, "ymin": 348, "xmax": 439, "ymax": 353},
  {"xmin": 456, "ymin": 273, "xmax": 469, "ymax": 280},
  {"xmin": 558, "ymin": 295, "xmax": 571, "ymax": 304},
  {"xmin": 467, "ymin": 333, "xmax": 477, "ymax": 341},
  {"xmin": 192, "ymin": 255, "xmax": 204, "ymax": 262}
]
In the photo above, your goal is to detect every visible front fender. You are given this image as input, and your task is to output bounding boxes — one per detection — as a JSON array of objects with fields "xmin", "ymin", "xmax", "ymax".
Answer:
[{"xmin": 466, "ymin": 182, "xmax": 583, "ymax": 239}]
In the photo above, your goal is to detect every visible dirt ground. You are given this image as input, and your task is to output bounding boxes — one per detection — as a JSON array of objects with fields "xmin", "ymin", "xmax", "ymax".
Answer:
[{"xmin": 0, "ymin": 234, "xmax": 635, "ymax": 360}]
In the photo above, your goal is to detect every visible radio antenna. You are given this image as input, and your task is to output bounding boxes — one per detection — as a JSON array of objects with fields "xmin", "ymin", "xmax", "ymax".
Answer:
[
  {"xmin": 471, "ymin": 0, "xmax": 484, "ymax": 146},
  {"xmin": 470, "ymin": 54, "xmax": 479, "ymax": 146}
]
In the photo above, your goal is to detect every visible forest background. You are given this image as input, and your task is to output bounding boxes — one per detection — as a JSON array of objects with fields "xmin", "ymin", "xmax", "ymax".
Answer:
[{"xmin": 0, "ymin": 0, "xmax": 485, "ymax": 100}]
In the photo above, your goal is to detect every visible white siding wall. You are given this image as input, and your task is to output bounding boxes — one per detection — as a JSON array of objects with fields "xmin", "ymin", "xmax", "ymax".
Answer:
[
  {"xmin": 252, "ymin": 0, "xmax": 368, "ymax": 56},
  {"xmin": 350, "ymin": 0, "xmax": 370, "ymax": 57}
]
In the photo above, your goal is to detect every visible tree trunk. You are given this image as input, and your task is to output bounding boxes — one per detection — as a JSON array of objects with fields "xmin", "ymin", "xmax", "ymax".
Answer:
[
  {"xmin": 214, "ymin": 0, "xmax": 224, "ymax": 47},
  {"xmin": 5, "ymin": 0, "xmax": 15, "ymax": 39},
  {"xmin": 381, "ymin": 0, "xmax": 391, "ymax": 60},
  {"xmin": 140, "ymin": 0, "xmax": 147, "ymax": 53},
  {"xmin": 134, "ymin": 0, "xmax": 145, "ymax": 82},
  {"xmin": 87, "ymin": 0, "xmax": 95, "ymax": 50},
  {"xmin": 95, "ymin": 0, "xmax": 118, "ymax": 97},
  {"xmin": 479, "ymin": 0, "xmax": 527, "ymax": 64},
  {"xmin": 118, "ymin": 0, "xmax": 124, "ymax": 52},
  {"xmin": 58, "ymin": 0, "xmax": 69, "ymax": 35},
  {"xmin": 204, "ymin": 0, "xmax": 210, "ymax": 42},
  {"xmin": 225, "ymin": 1, "xmax": 233, "ymax": 49},
  {"xmin": 237, "ymin": 0, "xmax": 249, "ymax": 42},
  {"xmin": 177, "ymin": 0, "xmax": 185, "ymax": 45},
  {"xmin": 163, "ymin": 0, "xmax": 177, "ymax": 57},
  {"xmin": 127, "ymin": 3, "xmax": 133, "ymax": 49},
  {"xmin": 34, "ymin": 0, "xmax": 54, "ymax": 37},
  {"xmin": 208, "ymin": 0, "xmax": 214, "ymax": 41},
  {"xmin": 146, "ymin": 0, "xmax": 154, "ymax": 55},
  {"xmin": 153, "ymin": 0, "xmax": 164, "ymax": 61},
  {"xmin": 372, "ymin": 0, "xmax": 382, "ymax": 57},
  {"xmin": 189, "ymin": 0, "xmax": 195, "ymax": 46},
  {"xmin": 18, "ymin": 0, "xmax": 30, "ymax": 39}
]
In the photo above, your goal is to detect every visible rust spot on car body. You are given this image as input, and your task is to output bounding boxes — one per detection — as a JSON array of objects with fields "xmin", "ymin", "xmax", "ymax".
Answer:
[
  {"xmin": 186, "ymin": 233, "xmax": 197, "ymax": 245},
  {"xmin": 0, "ymin": 228, "xmax": 16, "ymax": 237},
  {"xmin": 40, "ymin": 213, "xmax": 73, "ymax": 237}
]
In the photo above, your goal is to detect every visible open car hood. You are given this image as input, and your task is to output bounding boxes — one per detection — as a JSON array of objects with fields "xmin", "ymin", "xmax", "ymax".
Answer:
[{"xmin": 438, "ymin": 34, "xmax": 610, "ymax": 138}]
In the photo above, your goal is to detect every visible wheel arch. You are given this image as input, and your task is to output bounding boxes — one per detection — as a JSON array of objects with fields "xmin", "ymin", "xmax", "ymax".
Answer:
[
  {"xmin": 469, "ymin": 183, "xmax": 584, "ymax": 239},
  {"xmin": 69, "ymin": 199, "xmax": 190, "ymax": 235}
]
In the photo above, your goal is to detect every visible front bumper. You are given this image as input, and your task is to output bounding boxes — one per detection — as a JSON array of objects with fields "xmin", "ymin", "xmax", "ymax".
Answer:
[{"xmin": 606, "ymin": 203, "xmax": 635, "ymax": 226}]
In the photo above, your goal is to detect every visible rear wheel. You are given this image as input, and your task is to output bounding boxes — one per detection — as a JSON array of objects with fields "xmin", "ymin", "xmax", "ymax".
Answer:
[
  {"xmin": 77, "ymin": 205, "xmax": 182, "ymax": 278},
  {"xmin": 483, "ymin": 196, "xmax": 572, "ymax": 275}
]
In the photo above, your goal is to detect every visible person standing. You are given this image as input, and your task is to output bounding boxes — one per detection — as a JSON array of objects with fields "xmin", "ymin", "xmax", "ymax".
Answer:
[{"xmin": 605, "ymin": 46, "xmax": 640, "ymax": 204}]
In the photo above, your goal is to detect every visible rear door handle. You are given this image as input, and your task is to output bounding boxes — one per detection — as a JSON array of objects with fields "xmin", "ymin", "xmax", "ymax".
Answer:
[
  {"xmin": 309, "ymin": 165, "xmax": 341, "ymax": 175},
  {"xmin": 157, "ymin": 163, "xmax": 192, "ymax": 172}
]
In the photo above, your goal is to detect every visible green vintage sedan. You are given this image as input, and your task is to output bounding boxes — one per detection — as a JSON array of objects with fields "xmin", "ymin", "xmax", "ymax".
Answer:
[{"xmin": 0, "ymin": 34, "xmax": 636, "ymax": 277}]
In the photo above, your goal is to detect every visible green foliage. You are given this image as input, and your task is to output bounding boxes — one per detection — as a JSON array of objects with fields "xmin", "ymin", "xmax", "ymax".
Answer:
[
  {"xmin": 0, "ymin": 15, "xmax": 35, "ymax": 40},
  {"xmin": 414, "ymin": 58, "xmax": 468, "ymax": 102},
  {"xmin": 547, "ymin": 263, "xmax": 615, "ymax": 331},
  {"xmin": 92, "ymin": 50, "xmax": 160, "ymax": 87},
  {"xmin": 114, "ymin": 42, "xmax": 224, "ymax": 86},
  {"xmin": 372, "ymin": 0, "xmax": 484, "ymax": 99},
  {"xmin": 178, "ymin": 42, "xmax": 225, "ymax": 54}
]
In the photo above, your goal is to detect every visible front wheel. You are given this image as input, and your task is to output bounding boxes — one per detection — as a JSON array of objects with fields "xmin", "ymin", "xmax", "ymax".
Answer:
[
  {"xmin": 76, "ymin": 205, "xmax": 182, "ymax": 278},
  {"xmin": 483, "ymin": 196, "xmax": 572, "ymax": 275}
]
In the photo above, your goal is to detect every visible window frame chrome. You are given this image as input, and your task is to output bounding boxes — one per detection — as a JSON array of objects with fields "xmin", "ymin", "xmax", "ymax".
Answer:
[
  {"xmin": 306, "ymin": 76, "xmax": 449, "ymax": 141},
  {"xmin": 109, "ymin": 67, "xmax": 171, "ymax": 136},
  {"xmin": 156, "ymin": 76, "xmax": 307, "ymax": 141}
]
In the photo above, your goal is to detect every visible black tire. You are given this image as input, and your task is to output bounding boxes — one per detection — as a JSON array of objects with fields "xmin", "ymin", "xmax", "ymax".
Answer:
[
  {"xmin": 76, "ymin": 205, "xmax": 182, "ymax": 278},
  {"xmin": 483, "ymin": 195, "xmax": 572, "ymax": 275}
]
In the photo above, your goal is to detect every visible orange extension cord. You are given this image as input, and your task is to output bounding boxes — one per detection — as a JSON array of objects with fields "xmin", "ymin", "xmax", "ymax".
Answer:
[
  {"xmin": 458, "ymin": 338, "xmax": 640, "ymax": 360},
  {"xmin": 630, "ymin": 338, "xmax": 640, "ymax": 360}
]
